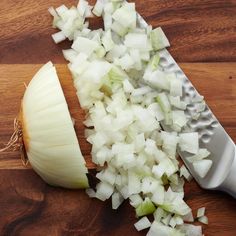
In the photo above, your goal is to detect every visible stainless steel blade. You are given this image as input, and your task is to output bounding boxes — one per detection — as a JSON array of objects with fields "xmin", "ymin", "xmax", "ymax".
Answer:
[
  {"xmin": 137, "ymin": 14, "xmax": 236, "ymax": 196},
  {"xmin": 158, "ymin": 49, "xmax": 236, "ymax": 190}
]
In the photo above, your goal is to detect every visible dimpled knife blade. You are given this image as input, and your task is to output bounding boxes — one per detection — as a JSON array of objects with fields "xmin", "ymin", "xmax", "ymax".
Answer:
[{"xmin": 137, "ymin": 14, "xmax": 236, "ymax": 197}]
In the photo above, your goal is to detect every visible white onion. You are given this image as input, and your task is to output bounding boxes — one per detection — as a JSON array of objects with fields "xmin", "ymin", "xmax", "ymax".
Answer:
[
  {"xmin": 198, "ymin": 216, "xmax": 208, "ymax": 225},
  {"xmin": 180, "ymin": 165, "xmax": 192, "ymax": 182},
  {"xmin": 21, "ymin": 62, "xmax": 88, "ymax": 189},
  {"xmin": 179, "ymin": 132, "xmax": 199, "ymax": 154},
  {"xmin": 183, "ymin": 211, "xmax": 194, "ymax": 223},
  {"xmin": 134, "ymin": 216, "xmax": 151, "ymax": 231},
  {"xmin": 129, "ymin": 194, "xmax": 143, "ymax": 207},
  {"xmin": 179, "ymin": 224, "xmax": 202, "ymax": 236},
  {"xmin": 150, "ymin": 27, "xmax": 170, "ymax": 50},
  {"xmin": 72, "ymin": 36, "xmax": 99, "ymax": 56},
  {"xmin": 52, "ymin": 31, "xmax": 67, "ymax": 44},
  {"xmin": 153, "ymin": 207, "xmax": 165, "ymax": 222},
  {"xmin": 147, "ymin": 222, "xmax": 183, "ymax": 236},
  {"xmin": 112, "ymin": 191, "xmax": 124, "ymax": 209},
  {"xmin": 92, "ymin": 0, "xmax": 105, "ymax": 17},
  {"xmin": 161, "ymin": 213, "xmax": 172, "ymax": 225},
  {"xmin": 197, "ymin": 207, "xmax": 206, "ymax": 218},
  {"xmin": 193, "ymin": 159, "xmax": 213, "ymax": 178},
  {"xmin": 112, "ymin": 3, "xmax": 136, "ymax": 29}
]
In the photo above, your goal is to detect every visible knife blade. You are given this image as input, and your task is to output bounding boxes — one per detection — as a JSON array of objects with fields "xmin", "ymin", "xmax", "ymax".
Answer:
[{"xmin": 137, "ymin": 14, "xmax": 236, "ymax": 197}]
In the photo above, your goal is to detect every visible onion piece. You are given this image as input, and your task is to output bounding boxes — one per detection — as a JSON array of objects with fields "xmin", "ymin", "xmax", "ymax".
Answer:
[
  {"xmin": 149, "ymin": 54, "xmax": 160, "ymax": 71},
  {"xmin": 72, "ymin": 36, "xmax": 99, "ymax": 56},
  {"xmin": 21, "ymin": 62, "xmax": 89, "ymax": 189},
  {"xmin": 129, "ymin": 194, "xmax": 143, "ymax": 207},
  {"xmin": 179, "ymin": 132, "xmax": 199, "ymax": 154},
  {"xmin": 157, "ymin": 93, "xmax": 171, "ymax": 113},
  {"xmin": 112, "ymin": 191, "xmax": 124, "ymax": 209},
  {"xmin": 187, "ymin": 149, "xmax": 210, "ymax": 163},
  {"xmin": 193, "ymin": 159, "xmax": 213, "ymax": 178},
  {"xmin": 197, "ymin": 207, "xmax": 206, "ymax": 218},
  {"xmin": 102, "ymin": 29, "xmax": 115, "ymax": 52},
  {"xmin": 93, "ymin": 0, "xmax": 105, "ymax": 17},
  {"xmin": 183, "ymin": 211, "xmax": 194, "ymax": 223},
  {"xmin": 144, "ymin": 69, "xmax": 170, "ymax": 91},
  {"xmin": 180, "ymin": 165, "xmax": 192, "ymax": 182},
  {"xmin": 112, "ymin": 3, "xmax": 136, "ymax": 29},
  {"xmin": 135, "ymin": 197, "xmax": 156, "ymax": 217},
  {"xmin": 150, "ymin": 27, "xmax": 170, "ymax": 50},
  {"xmin": 153, "ymin": 207, "xmax": 166, "ymax": 222},
  {"xmin": 198, "ymin": 216, "xmax": 208, "ymax": 225},
  {"xmin": 179, "ymin": 224, "xmax": 203, "ymax": 236},
  {"xmin": 147, "ymin": 222, "xmax": 184, "ymax": 236},
  {"xmin": 124, "ymin": 33, "xmax": 148, "ymax": 49},
  {"xmin": 52, "ymin": 31, "xmax": 67, "ymax": 44},
  {"xmin": 134, "ymin": 217, "xmax": 151, "ymax": 231}
]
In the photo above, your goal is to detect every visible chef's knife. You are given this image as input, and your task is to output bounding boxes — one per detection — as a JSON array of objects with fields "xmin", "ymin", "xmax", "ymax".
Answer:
[{"xmin": 137, "ymin": 14, "xmax": 236, "ymax": 198}]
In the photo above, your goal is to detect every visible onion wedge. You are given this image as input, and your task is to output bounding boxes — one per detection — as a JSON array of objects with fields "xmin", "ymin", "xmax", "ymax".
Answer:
[{"xmin": 20, "ymin": 62, "xmax": 89, "ymax": 189}]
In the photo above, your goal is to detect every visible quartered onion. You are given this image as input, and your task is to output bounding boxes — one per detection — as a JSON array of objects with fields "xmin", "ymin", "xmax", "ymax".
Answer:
[{"xmin": 21, "ymin": 62, "xmax": 89, "ymax": 189}]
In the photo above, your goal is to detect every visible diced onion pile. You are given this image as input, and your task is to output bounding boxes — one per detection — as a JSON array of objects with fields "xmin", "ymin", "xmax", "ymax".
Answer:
[{"xmin": 49, "ymin": 0, "xmax": 211, "ymax": 235}]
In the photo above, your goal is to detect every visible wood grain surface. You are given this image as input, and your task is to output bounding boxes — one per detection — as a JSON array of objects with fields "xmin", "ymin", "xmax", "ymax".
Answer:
[
  {"xmin": 0, "ymin": 0, "xmax": 236, "ymax": 63},
  {"xmin": 0, "ymin": 0, "xmax": 236, "ymax": 235}
]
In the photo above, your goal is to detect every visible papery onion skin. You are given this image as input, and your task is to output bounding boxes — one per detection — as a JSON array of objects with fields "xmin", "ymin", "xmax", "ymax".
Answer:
[{"xmin": 20, "ymin": 102, "xmax": 29, "ymax": 152}]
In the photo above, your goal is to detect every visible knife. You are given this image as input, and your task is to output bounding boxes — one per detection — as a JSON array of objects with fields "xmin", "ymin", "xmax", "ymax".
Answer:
[{"xmin": 137, "ymin": 14, "xmax": 236, "ymax": 198}]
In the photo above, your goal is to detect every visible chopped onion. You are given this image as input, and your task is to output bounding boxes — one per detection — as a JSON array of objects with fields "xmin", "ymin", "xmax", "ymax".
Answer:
[
  {"xmin": 150, "ymin": 27, "xmax": 170, "ymax": 50},
  {"xmin": 144, "ymin": 69, "xmax": 170, "ymax": 91},
  {"xmin": 147, "ymin": 222, "xmax": 183, "ymax": 236},
  {"xmin": 179, "ymin": 224, "xmax": 203, "ymax": 236},
  {"xmin": 151, "ymin": 185, "xmax": 165, "ymax": 205},
  {"xmin": 153, "ymin": 207, "xmax": 165, "ymax": 222},
  {"xmin": 96, "ymin": 181, "xmax": 114, "ymax": 201},
  {"xmin": 179, "ymin": 132, "xmax": 199, "ymax": 154},
  {"xmin": 112, "ymin": 3, "xmax": 136, "ymax": 29},
  {"xmin": 193, "ymin": 159, "xmax": 213, "ymax": 178},
  {"xmin": 129, "ymin": 194, "xmax": 143, "ymax": 207},
  {"xmin": 102, "ymin": 29, "xmax": 115, "ymax": 52},
  {"xmin": 56, "ymin": 5, "xmax": 68, "ymax": 16},
  {"xmin": 77, "ymin": 0, "xmax": 93, "ymax": 18},
  {"xmin": 134, "ymin": 217, "xmax": 151, "ymax": 231},
  {"xmin": 180, "ymin": 165, "xmax": 192, "ymax": 182},
  {"xmin": 72, "ymin": 36, "xmax": 99, "ymax": 56},
  {"xmin": 135, "ymin": 197, "xmax": 156, "ymax": 217},
  {"xmin": 198, "ymin": 216, "xmax": 208, "ymax": 225},
  {"xmin": 149, "ymin": 54, "xmax": 160, "ymax": 71},
  {"xmin": 92, "ymin": 0, "xmax": 105, "ymax": 17},
  {"xmin": 183, "ymin": 211, "xmax": 194, "ymax": 223},
  {"xmin": 157, "ymin": 93, "xmax": 171, "ymax": 113},
  {"xmin": 52, "ymin": 31, "xmax": 67, "ymax": 44},
  {"xmin": 112, "ymin": 191, "xmax": 124, "ymax": 209},
  {"xmin": 187, "ymin": 149, "xmax": 210, "ymax": 163},
  {"xmin": 172, "ymin": 110, "xmax": 188, "ymax": 131},
  {"xmin": 124, "ymin": 33, "xmax": 148, "ymax": 49},
  {"xmin": 86, "ymin": 188, "xmax": 96, "ymax": 198},
  {"xmin": 170, "ymin": 76, "xmax": 183, "ymax": 97},
  {"xmin": 49, "ymin": 0, "xmax": 212, "ymax": 234},
  {"xmin": 161, "ymin": 213, "xmax": 172, "ymax": 225},
  {"xmin": 197, "ymin": 207, "xmax": 206, "ymax": 218}
]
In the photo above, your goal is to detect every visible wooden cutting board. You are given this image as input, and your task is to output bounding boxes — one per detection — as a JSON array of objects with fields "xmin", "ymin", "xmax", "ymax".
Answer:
[{"xmin": 0, "ymin": 0, "xmax": 236, "ymax": 235}]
